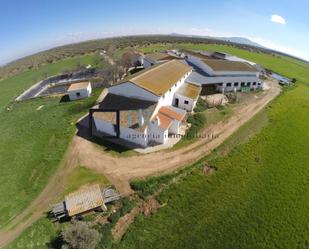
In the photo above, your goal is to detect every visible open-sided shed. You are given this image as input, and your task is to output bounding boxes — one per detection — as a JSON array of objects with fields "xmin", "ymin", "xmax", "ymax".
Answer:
[{"xmin": 65, "ymin": 184, "xmax": 106, "ymax": 217}]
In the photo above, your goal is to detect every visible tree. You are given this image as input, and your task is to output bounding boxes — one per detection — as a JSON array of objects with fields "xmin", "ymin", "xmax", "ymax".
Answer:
[
  {"xmin": 120, "ymin": 51, "xmax": 139, "ymax": 69},
  {"xmin": 97, "ymin": 63, "xmax": 120, "ymax": 85},
  {"xmin": 61, "ymin": 221, "xmax": 100, "ymax": 249}
]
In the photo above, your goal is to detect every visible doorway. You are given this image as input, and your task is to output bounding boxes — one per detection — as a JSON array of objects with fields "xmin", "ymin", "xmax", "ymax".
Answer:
[{"xmin": 175, "ymin": 98, "xmax": 179, "ymax": 107}]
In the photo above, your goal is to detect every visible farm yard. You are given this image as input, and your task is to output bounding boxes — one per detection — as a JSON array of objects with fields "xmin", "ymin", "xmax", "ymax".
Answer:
[{"xmin": 0, "ymin": 38, "xmax": 308, "ymax": 249}]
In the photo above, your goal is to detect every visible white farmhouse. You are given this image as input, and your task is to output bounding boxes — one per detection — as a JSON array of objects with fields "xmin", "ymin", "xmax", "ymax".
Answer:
[
  {"xmin": 91, "ymin": 60, "xmax": 200, "ymax": 147},
  {"xmin": 68, "ymin": 81, "xmax": 92, "ymax": 100}
]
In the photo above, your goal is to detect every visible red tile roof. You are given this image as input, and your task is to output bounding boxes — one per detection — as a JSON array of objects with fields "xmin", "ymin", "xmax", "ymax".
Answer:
[
  {"xmin": 152, "ymin": 106, "xmax": 186, "ymax": 130},
  {"xmin": 159, "ymin": 106, "xmax": 186, "ymax": 121}
]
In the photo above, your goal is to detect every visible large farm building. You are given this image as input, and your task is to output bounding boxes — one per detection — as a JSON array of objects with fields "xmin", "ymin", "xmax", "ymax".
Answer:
[{"xmin": 89, "ymin": 50, "xmax": 264, "ymax": 148}]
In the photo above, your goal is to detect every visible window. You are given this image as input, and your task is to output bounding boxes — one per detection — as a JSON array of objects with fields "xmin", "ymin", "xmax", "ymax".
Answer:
[
  {"xmin": 247, "ymin": 82, "xmax": 251, "ymax": 86},
  {"xmin": 226, "ymin": 83, "xmax": 232, "ymax": 87},
  {"xmin": 184, "ymin": 100, "xmax": 189, "ymax": 104},
  {"xmin": 76, "ymin": 92, "xmax": 81, "ymax": 97},
  {"xmin": 234, "ymin": 82, "xmax": 239, "ymax": 86},
  {"xmin": 258, "ymin": 82, "xmax": 261, "ymax": 85},
  {"xmin": 253, "ymin": 82, "xmax": 256, "ymax": 85},
  {"xmin": 241, "ymin": 82, "xmax": 245, "ymax": 86}
]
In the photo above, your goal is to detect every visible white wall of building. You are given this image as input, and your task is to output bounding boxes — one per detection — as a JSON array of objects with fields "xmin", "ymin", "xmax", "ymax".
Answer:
[
  {"xmin": 138, "ymin": 55, "xmax": 144, "ymax": 66},
  {"xmin": 217, "ymin": 80, "xmax": 264, "ymax": 92},
  {"xmin": 108, "ymin": 82, "xmax": 159, "ymax": 102},
  {"xmin": 169, "ymin": 120, "xmax": 181, "ymax": 134},
  {"xmin": 68, "ymin": 84, "xmax": 92, "ymax": 101},
  {"xmin": 94, "ymin": 117, "xmax": 148, "ymax": 147},
  {"xmin": 151, "ymin": 71, "xmax": 192, "ymax": 118},
  {"xmin": 120, "ymin": 126, "xmax": 148, "ymax": 147},
  {"xmin": 94, "ymin": 118, "xmax": 117, "ymax": 136},
  {"xmin": 174, "ymin": 92, "xmax": 197, "ymax": 112},
  {"xmin": 147, "ymin": 120, "xmax": 168, "ymax": 144},
  {"xmin": 213, "ymin": 70, "xmax": 259, "ymax": 77}
]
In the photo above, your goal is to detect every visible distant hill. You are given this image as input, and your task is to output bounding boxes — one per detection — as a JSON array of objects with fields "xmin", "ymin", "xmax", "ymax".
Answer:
[
  {"xmin": 169, "ymin": 33, "xmax": 264, "ymax": 48},
  {"xmin": 215, "ymin": 37, "xmax": 264, "ymax": 48}
]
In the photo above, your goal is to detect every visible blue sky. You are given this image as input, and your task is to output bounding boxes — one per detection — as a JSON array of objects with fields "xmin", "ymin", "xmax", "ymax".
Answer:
[{"xmin": 1, "ymin": 0, "xmax": 309, "ymax": 65}]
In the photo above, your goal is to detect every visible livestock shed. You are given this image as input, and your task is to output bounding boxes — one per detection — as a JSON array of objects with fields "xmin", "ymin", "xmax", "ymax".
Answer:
[
  {"xmin": 65, "ymin": 184, "xmax": 106, "ymax": 217},
  {"xmin": 185, "ymin": 56, "xmax": 263, "ymax": 93},
  {"xmin": 68, "ymin": 81, "xmax": 92, "ymax": 100},
  {"xmin": 51, "ymin": 185, "xmax": 121, "ymax": 220}
]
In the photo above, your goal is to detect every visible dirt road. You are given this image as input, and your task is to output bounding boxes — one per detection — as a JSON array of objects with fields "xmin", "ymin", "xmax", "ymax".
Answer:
[{"xmin": 0, "ymin": 80, "xmax": 280, "ymax": 248}]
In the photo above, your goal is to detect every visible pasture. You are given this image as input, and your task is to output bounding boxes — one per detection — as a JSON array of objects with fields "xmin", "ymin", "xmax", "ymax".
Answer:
[{"xmin": 0, "ymin": 54, "xmax": 100, "ymax": 228}]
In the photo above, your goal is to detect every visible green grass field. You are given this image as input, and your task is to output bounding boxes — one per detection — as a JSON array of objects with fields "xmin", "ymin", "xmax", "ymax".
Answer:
[
  {"xmin": 107, "ymin": 44, "xmax": 309, "ymax": 249},
  {"xmin": 0, "ymin": 54, "xmax": 100, "ymax": 228},
  {"xmin": 0, "ymin": 93, "xmax": 102, "ymax": 228},
  {"xmin": 4, "ymin": 218, "xmax": 59, "ymax": 249},
  {"xmin": 62, "ymin": 166, "xmax": 109, "ymax": 197}
]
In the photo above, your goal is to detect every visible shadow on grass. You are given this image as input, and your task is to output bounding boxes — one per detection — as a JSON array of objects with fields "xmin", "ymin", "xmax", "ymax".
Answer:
[
  {"xmin": 48, "ymin": 234, "xmax": 63, "ymax": 249},
  {"xmin": 59, "ymin": 94, "xmax": 70, "ymax": 103}
]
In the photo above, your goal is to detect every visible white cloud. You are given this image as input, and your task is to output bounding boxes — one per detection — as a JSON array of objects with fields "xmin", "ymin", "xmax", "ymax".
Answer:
[{"xmin": 271, "ymin": 14, "xmax": 286, "ymax": 25}]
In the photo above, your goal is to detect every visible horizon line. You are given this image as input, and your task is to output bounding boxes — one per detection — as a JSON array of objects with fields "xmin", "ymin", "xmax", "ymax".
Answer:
[{"xmin": 1, "ymin": 33, "xmax": 308, "ymax": 67}]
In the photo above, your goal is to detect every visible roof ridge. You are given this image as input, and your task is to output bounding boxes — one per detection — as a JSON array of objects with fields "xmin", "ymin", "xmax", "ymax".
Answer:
[{"xmin": 184, "ymin": 81, "xmax": 201, "ymax": 87}]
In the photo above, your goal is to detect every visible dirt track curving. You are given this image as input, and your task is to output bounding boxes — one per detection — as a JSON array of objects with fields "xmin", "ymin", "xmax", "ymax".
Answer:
[{"xmin": 0, "ymin": 80, "xmax": 280, "ymax": 248}]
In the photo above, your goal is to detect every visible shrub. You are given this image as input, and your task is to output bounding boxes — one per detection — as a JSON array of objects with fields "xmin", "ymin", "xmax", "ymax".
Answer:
[
  {"xmin": 193, "ymin": 97, "xmax": 207, "ymax": 112},
  {"xmin": 120, "ymin": 197, "xmax": 135, "ymax": 216},
  {"xmin": 130, "ymin": 174, "xmax": 175, "ymax": 198},
  {"xmin": 61, "ymin": 221, "xmax": 100, "ymax": 249},
  {"xmin": 186, "ymin": 113, "xmax": 206, "ymax": 139},
  {"xmin": 107, "ymin": 211, "xmax": 121, "ymax": 225}
]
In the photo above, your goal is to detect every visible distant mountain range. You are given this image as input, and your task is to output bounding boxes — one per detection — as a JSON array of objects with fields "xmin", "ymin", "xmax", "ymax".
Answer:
[{"xmin": 169, "ymin": 33, "xmax": 264, "ymax": 48}]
